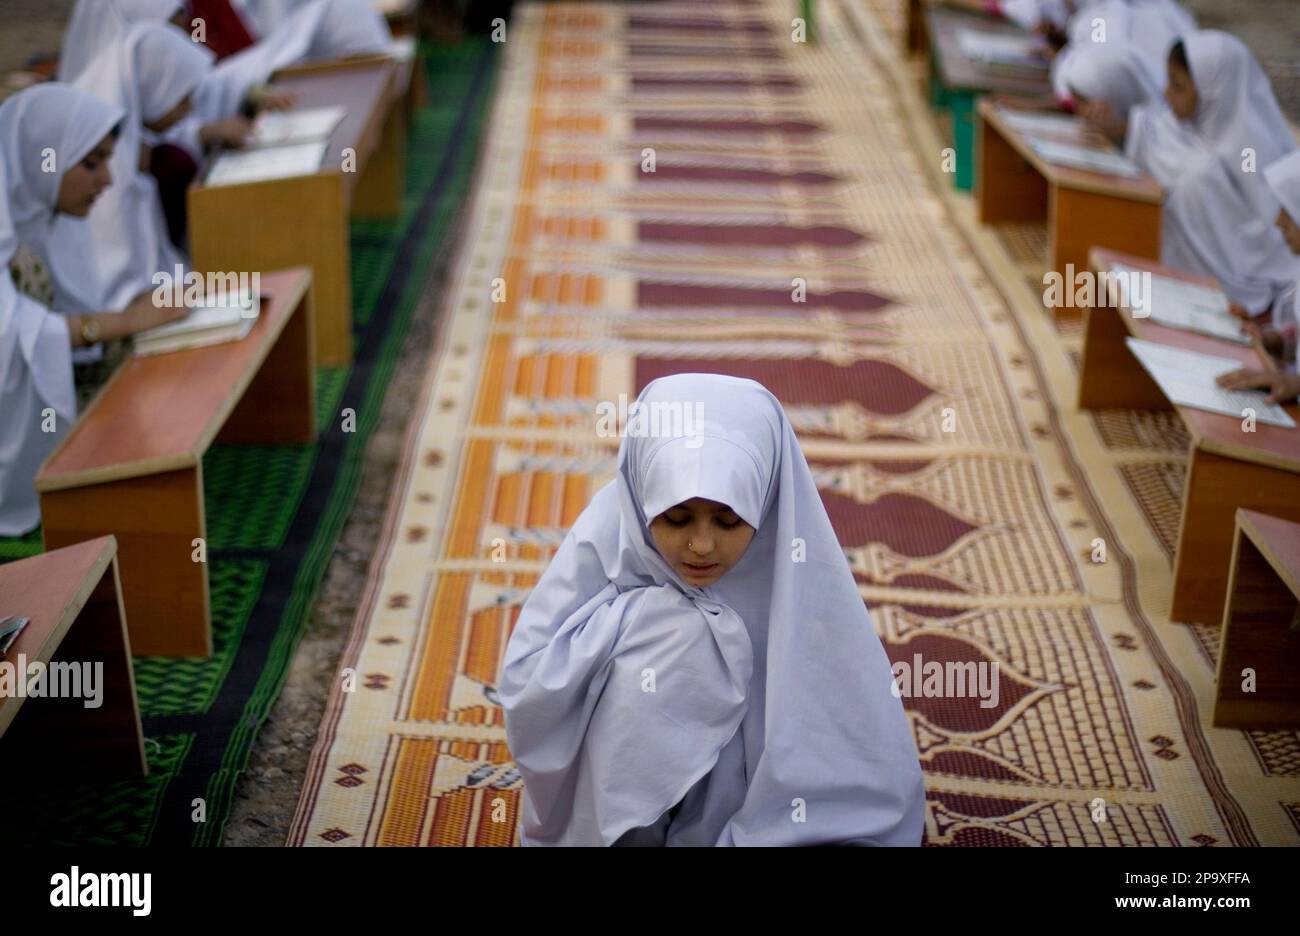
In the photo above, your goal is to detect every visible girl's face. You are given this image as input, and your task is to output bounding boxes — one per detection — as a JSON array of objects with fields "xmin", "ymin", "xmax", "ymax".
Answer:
[
  {"xmin": 55, "ymin": 132, "xmax": 116, "ymax": 217},
  {"xmin": 1276, "ymin": 207, "xmax": 1300, "ymax": 254},
  {"xmin": 1165, "ymin": 59, "xmax": 1198, "ymax": 121},
  {"xmin": 649, "ymin": 497, "xmax": 755, "ymax": 588}
]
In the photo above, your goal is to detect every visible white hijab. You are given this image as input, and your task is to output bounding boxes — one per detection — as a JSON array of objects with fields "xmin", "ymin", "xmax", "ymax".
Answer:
[
  {"xmin": 500, "ymin": 373, "xmax": 925, "ymax": 846},
  {"xmin": 57, "ymin": 0, "xmax": 184, "ymax": 82},
  {"xmin": 0, "ymin": 85, "xmax": 124, "ymax": 534},
  {"xmin": 1183, "ymin": 30, "xmax": 1297, "ymax": 204},
  {"xmin": 195, "ymin": 0, "xmax": 391, "ymax": 121},
  {"xmin": 44, "ymin": 23, "xmax": 212, "ymax": 314},
  {"xmin": 1264, "ymin": 151, "xmax": 1300, "ymax": 345},
  {"xmin": 1054, "ymin": 39, "xmax": 1162, "ymax": 117},
  {"xmin": 1052, "ymin": 0, "xmax": 1194, "ymax": 97}
]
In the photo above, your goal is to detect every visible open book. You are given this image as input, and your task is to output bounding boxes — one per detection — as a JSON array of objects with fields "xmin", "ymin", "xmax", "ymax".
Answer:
[
  {"xmin": 0, "ymin": 615, "xmax": 28, "ymax": 656},
  {"xmin": 1125, "ymin": 338, "xmax": 1296, "ymax": 428},
  {"xmin": 133, "ymin": 291, "xmax": 261, "ymax": 357},
  {"xmin": 1027, "ymin": 138, "xmax": 1144, "ymax": 179},
  {"xmin": 206, "ymin": 141, "xmax": 329, "ymax": 187},
  {"xmin": 248, "ymin": 106, "xmax": 345, "ymax": 148},
  {"xmin": 957, "ymin": 30, "xmax": 1047, "ymax": 70},
  {"xmin": 1110, "ymin": 263, "xmax": 1249, "ymax": 344}
]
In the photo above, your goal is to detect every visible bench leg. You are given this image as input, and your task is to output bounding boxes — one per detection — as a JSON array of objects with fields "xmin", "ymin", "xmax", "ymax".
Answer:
[
  {"xmin": 1076, "ymin": 301, "xmax": 1173, "ymax": 411},
  {"xmin": 42, "ymin": 468, "xmax": 211, "ymax": 658},
  {"xmin": 352, "ymin": 100, "xmax": 406, "ymax": 220},
  {"xmin": 1050, "ymin": 186, "xmax": 1161, "ymax": 280},
  {"xmin": 1213, "ymin": 528, "xmax": 1300, "ymax": 728},
  {"xmin": 1171, "ymin": 449, "xmax": 1300, "ymax": 624},
  {"xmin": 950, "ymin": 92, "xmax": 977, "ymax": 192},
  {"xmin": 217, "ymin": 289, "xmax": 318, "ymax": 446},
  {"xmin": 977, "ymin": 112, "xmax": 1048, "ymax": 224},
  {"xmin": 1, "ymin": 557, "xmax": 148, "ymax": 777}
]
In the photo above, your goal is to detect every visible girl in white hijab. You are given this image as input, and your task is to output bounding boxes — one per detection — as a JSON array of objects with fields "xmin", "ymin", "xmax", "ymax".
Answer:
[
  {"xmin": 500, "ymin": 373, "xmax": 925, "ymax": 846},
  {"xmin": 0, "ymin": 85, "xmax": 187, "ymax": 534},
  {"xmin": 44, "ymin": 23, "xmax": 213, "ymax": 315},
  {"xmin": 1056, "ymin": 40, "xmax": 1162, "ymax": 119},
  {"xmin": 1218, "ymin": 151, "xmax": 1300, "ymax": 402},
  {"xmin": 1050, "ymin": 0, "xmax": 1194, "ymax": 97},
  {"xmin": 1104, "ymin": 33, "xmax": 1298, "ymax": 315}
]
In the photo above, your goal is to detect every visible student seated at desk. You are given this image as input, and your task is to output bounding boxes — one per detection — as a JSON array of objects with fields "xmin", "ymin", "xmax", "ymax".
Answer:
[
  {"xmin": 1050, "ymin": 0, "xmax": 1194, "ymax": 99},
  {"xmin": 1218, "ymin": 150, "xmax": 1300, "ymax": 403},
  {"xmin": 1, "ymin": 85, "xmax": 187, "ymax": 535},
  {"xmin": 1057, "ymin": 41, "xmax": 1161, "ymax": 123},
  {"xmin": 58, "ymin": 2, "xmax": 292, "ymax": 247},
  {"xmin": 1084, "ymin": 32, "xmax": 1297, "ymax": 318},
  {"xmin": 45, "ymin": 23, "xmax": 213, "ymax": 317}
]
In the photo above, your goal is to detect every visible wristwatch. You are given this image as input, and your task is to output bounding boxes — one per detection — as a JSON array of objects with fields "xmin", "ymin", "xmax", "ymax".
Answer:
[{"xmin": 79, "ymin": 316, "xmax": 101, "ymax": 344}]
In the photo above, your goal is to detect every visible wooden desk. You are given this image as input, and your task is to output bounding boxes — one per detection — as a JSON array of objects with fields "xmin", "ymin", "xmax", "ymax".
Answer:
[
  {"xmin": 188, "ymin": 58, "xmax": 403, "ymax": 367},
  {"xmin": 978, "ymin": 101, "xmax": 1163, "ymax": 288},
  {"xmin": 1213, "ymin": 510, "xmax": 1300, "ymax": 728},
  {"xmin": 0, "ymin": 536, "xmax": 146, "ymax": 778},
  {"xmin": 926, "ymin": 6, "xmax": 1051, "ymax": 191},
  {"xmin": 1078, "ymin": 248, "xmax": 1300, "ymax": 623},
  {"xmin": 35, "ymin": 269, "xmax": 316, "ymax": 658}
]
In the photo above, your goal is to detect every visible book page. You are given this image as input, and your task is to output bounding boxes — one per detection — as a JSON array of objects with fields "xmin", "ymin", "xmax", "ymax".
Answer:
[
  {"xmin": 1028, "ymin": 138, "xmax": 1144, "ymax": 178},
  {"xmin": 1124, "ymin": 337, "xmax": 1296, "ymax": 427},
  {"xmin": 1110, "ymin": 264, "xmax": 1247, "ymax": 344},
  {"xmin": 249, "ymin": 106, "xmax": 346, "ymax": 148},
  {"xmin": 206, "ymin": 141, "xmax": 329, "ymax": 187}
]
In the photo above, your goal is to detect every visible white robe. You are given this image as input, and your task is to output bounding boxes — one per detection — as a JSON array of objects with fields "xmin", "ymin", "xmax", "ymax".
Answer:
[
  {"xmin": 44, "ymin": 23, "xmax": 212, "ymax": 315},
  {"xmin": 1264, "ymin": 151, "xmax": 1300, "ymax": 364},
  {"xmin": 500, "ymin": 374, "xmax": 925, "ymax": 846},
  {"xmin": 1124, "ymin": 32, "xmax": 1298, "ymax": 314},
  {"xmin": 57, "ymin": 0, "xmax": 184, "ymax": 82},
  {"xmin": 0, "ymin": 86, "xmax": 125, "ymax": 535}
]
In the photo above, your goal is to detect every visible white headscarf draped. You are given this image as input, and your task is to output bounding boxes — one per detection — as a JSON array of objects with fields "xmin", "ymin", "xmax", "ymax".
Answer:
[
  {"xmin": 1183, "ymin": 30, "xmax": 1297, "ymax": 191},
  {"xmin": 58, "ymin": 0, "xmax": 184, "ymax": 83},
  {"xmin": 194, "ymin": 0, "xmax": 390, "ymax": 122},
  {"xmin": 0, "ymin": 85, "xmax": 124, "ymax": 534},
  {"xmin": 45, "ymin": 23, "xmax": 212, "ymax": 314},
  {"xmin": 1052, "ymin": 0, "xmax": 1194, "ymax": 97},
  {"xmin": 500, "ymin": 373, "xmax": 925, "ymax": 846},
  {"xmin": 1264, "ymin": 151, "xmax": 1300, "ymax": 347},
  {"xmin": 1054, "ymin": 40, "xmax": 1162, "ymax": 117}
]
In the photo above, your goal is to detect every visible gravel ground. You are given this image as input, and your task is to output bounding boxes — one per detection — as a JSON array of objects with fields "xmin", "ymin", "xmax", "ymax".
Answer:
[{"xmin": 2, "ymin": 0, "xmax": 1298, "ymax": 846}]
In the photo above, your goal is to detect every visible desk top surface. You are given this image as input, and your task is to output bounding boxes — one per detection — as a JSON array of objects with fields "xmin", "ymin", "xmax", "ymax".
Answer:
[
  {"xmin": 1237, "ymin": 509, "xmax": 1300, "ymax": 599},
  {"xmin": 0, "ymin": 537, "xmax": 116, "ymax": 711},
  {"xmin": 194, "ymin": 57, "xmax": 396, "ymax": 193},
  {"xmin": 36, "ymin": 268, "xmax": 311, "ymax": 492},
  {"xmin": 981, "ymin": 100, "xmax": 1164, "ymax": 203},
  {"xmin": 272, "ymin": 59, "xmax": 395, "ymax": 193},
  {"xmin": 926, "ymin": 6, "xmax": 1052, "ymax": 96},
  {"xmin": 1090, "ymin": 248, "xmax": 1300, "ymax": 472}
]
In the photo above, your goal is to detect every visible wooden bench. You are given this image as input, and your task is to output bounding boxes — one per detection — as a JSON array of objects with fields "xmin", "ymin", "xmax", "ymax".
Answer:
[
  {"xmin": 1078, "ymin": 248, "xmax": 1300, "ymax": 624},
  {"xmin": 977, "ymin": 100, "xmax": 1163, "ymax": 290},
  {"xmin": 926, "ymin": 5, "xmax": 1051, "ymax": 191},
  {"xmin": 35, "ymin": 268, "xmax": 316, "ymax": 658},
  {"xmin": 188, "ymin": 57, "xmax": 404, "ymax": 368},
  {"xmin": 1213, "ymin": 510, "xmax": 1300, "ymax": 729},
  {"xmin": 0, "ymin": 536, "xmax": 146, "ymax": 778}
]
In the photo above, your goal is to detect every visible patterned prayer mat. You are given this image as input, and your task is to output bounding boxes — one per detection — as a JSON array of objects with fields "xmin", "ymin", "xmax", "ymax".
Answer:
[
  {"xmin": 289, "ymin": 0, "xmax": 1300, "ymax": 846},
  {"xmin": 0, "ymin": 38, "xmax": 498, "ymax": 846}
]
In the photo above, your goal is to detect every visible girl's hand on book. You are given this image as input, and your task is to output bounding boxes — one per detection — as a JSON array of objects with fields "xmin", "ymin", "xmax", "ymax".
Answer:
[
  {"xmin": 123, "ymin": 292, "xmax": 189, "ymax": 335},
  {"xmin": 1216, "ymin": 368, "xmax": 1300, "ymax": 404}
]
